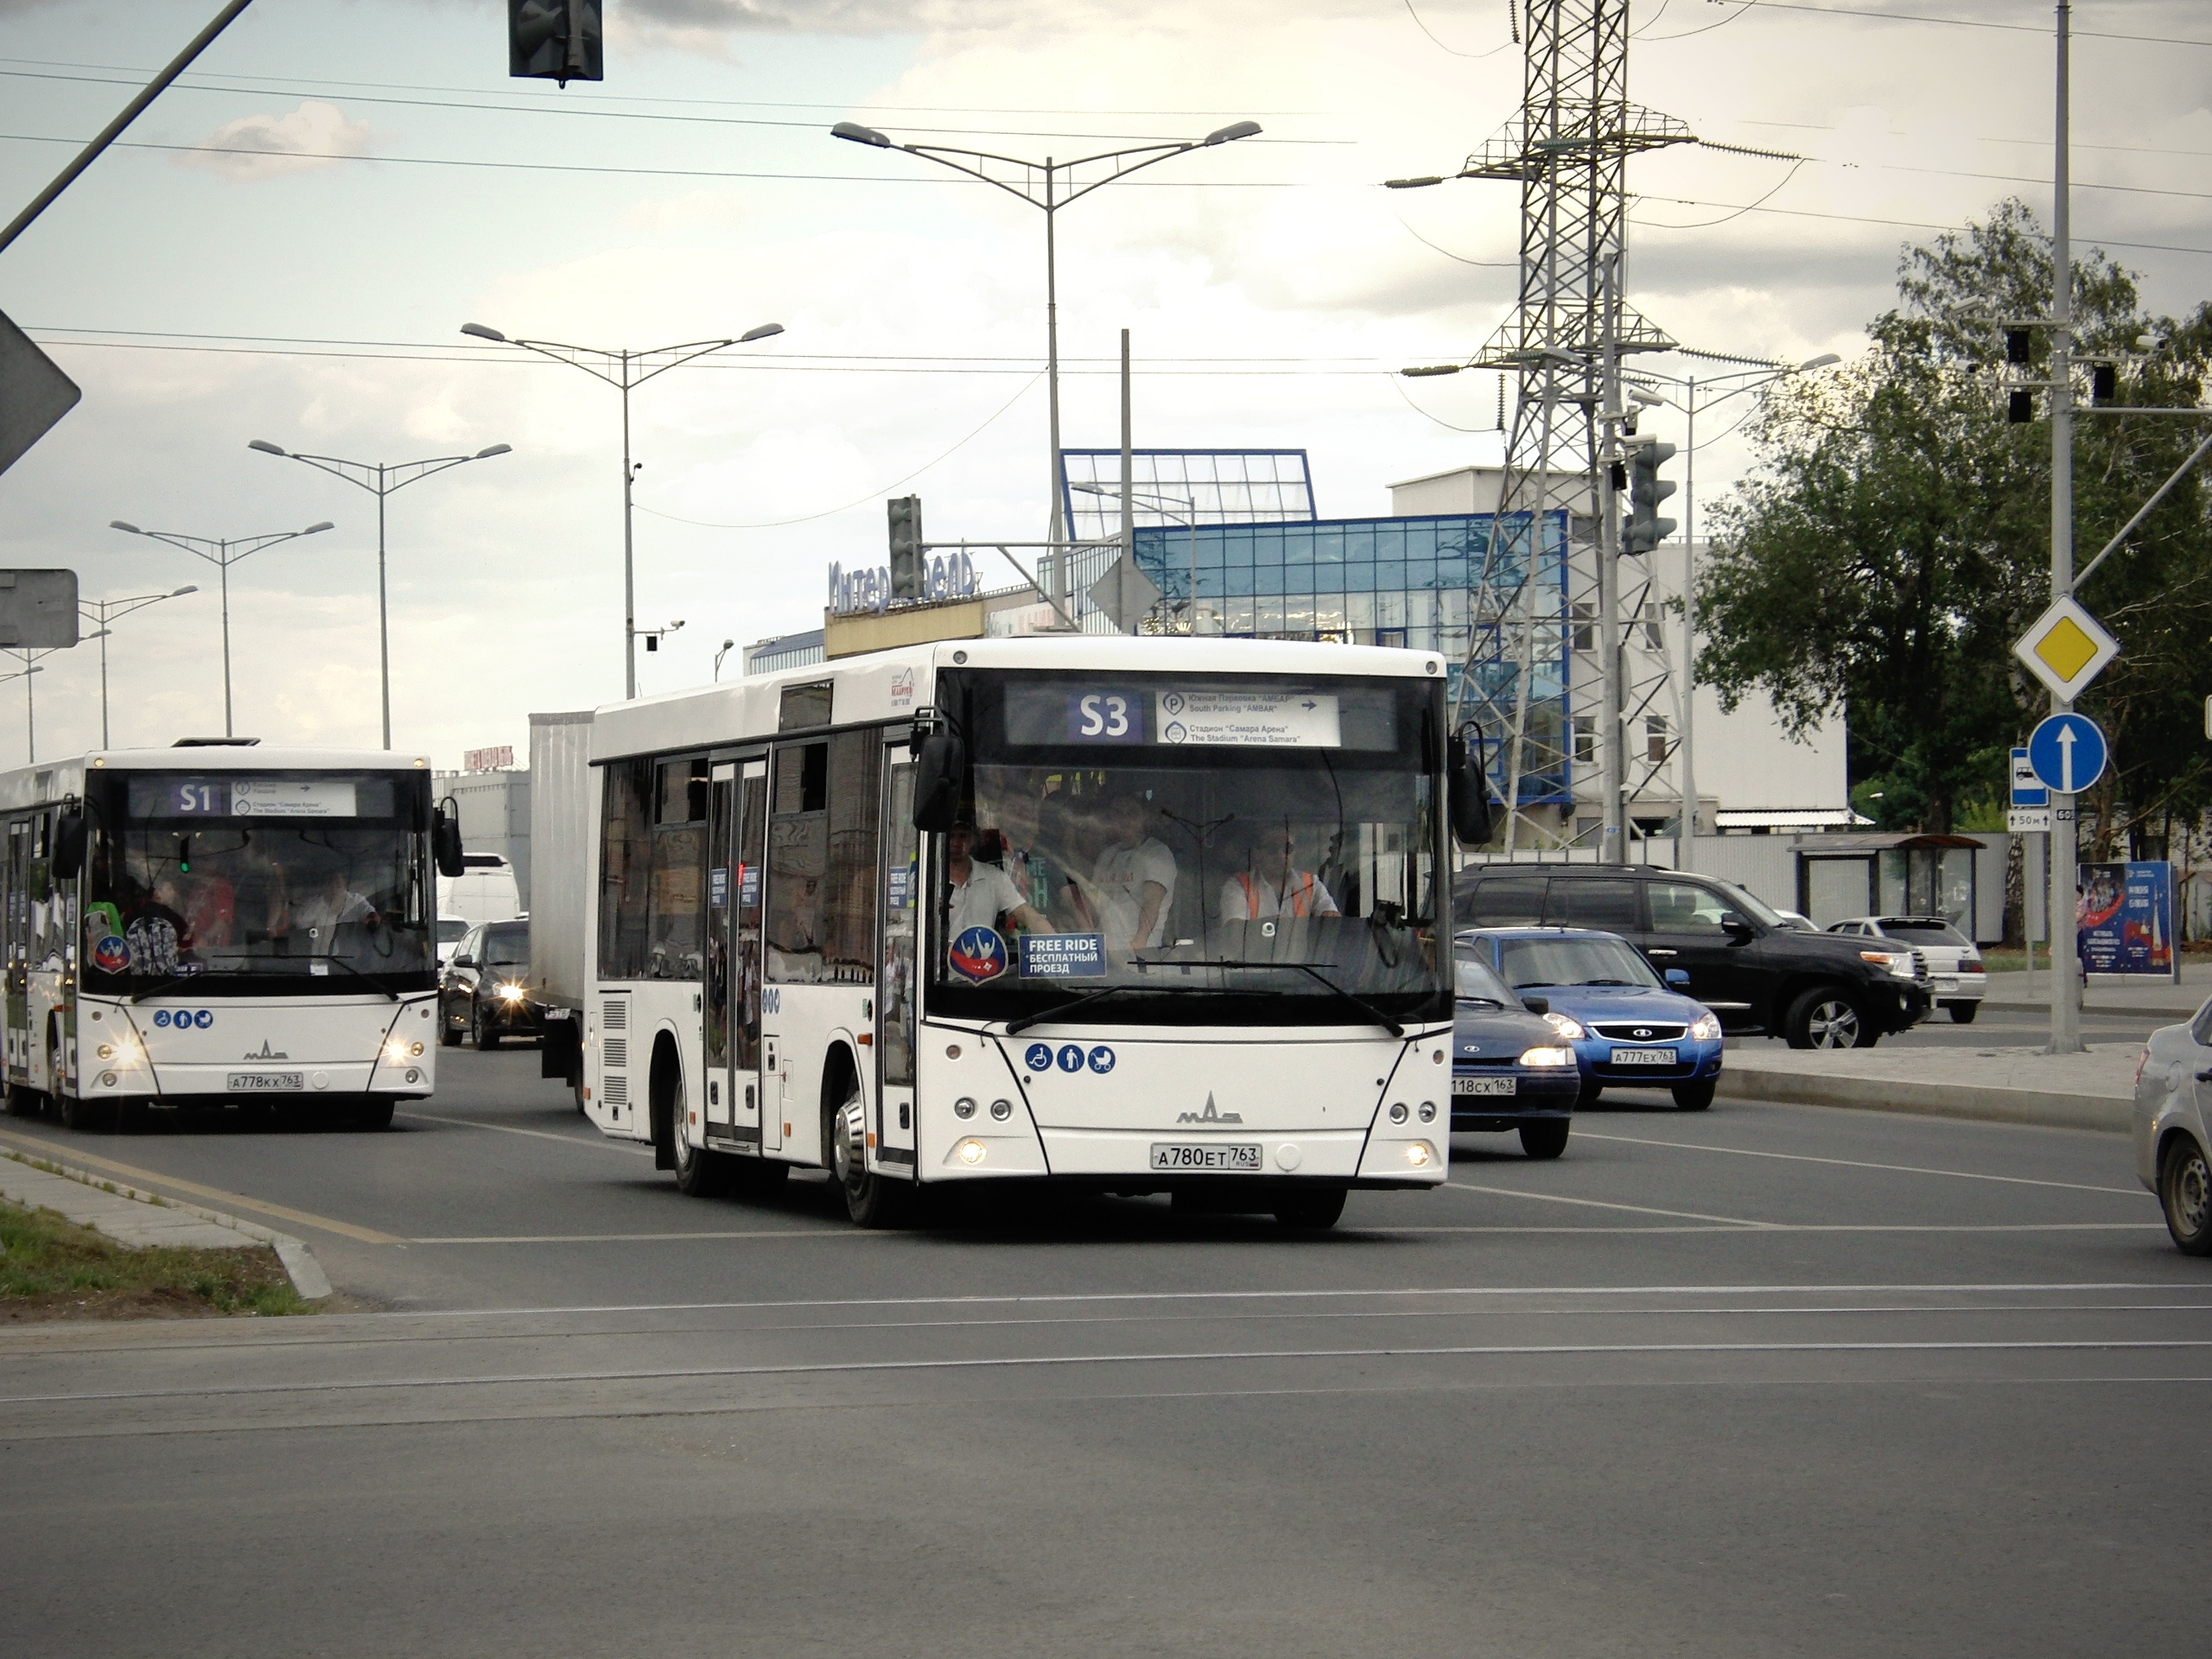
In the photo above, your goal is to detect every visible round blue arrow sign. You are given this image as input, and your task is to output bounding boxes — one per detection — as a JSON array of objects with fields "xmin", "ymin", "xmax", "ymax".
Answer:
[{"xmin": 2026, "ymin": 712, "xmax": 2108, "ymax": 796}]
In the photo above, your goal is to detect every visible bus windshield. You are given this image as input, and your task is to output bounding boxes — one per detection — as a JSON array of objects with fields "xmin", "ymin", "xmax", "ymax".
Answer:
[
  {"xmin": 86, "ymin": 770, "xmax": 434, "ymax": 991},
  {"xmin": 925, "ymin": 669, "xmax": 1450, "ymax": 1026}
]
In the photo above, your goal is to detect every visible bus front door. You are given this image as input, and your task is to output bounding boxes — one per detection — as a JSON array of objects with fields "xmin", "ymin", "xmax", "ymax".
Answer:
[
  {"xmin": 728, "ymin": 760, "xmax": 769, "ymax": 1151},
  {"xmin": 875, "ymin": 753, "xmax": 918, "ymax": 1170}
]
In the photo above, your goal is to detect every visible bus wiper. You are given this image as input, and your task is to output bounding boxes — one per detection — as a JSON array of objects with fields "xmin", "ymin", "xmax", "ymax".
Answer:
[
  {"xmin": 305, "ymin": 953, "xmax": 399, "ymax": 1001},
  {"xmin": 128, "ymin": 971, "xmax": 202, "ymax": 1005},
  {"xmin": 1003, "ymin": 980, "xmax": 1221, "ymax": 1037},
  {"xmin": 1208, "ymin": 960, "xmax": 1404, "ymax": 1038}
]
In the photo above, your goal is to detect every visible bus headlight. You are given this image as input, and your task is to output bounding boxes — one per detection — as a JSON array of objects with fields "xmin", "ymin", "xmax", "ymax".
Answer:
[
  {"xmin": 1417, "ymin": 1101, "xmax": 1437, "ymax": 1122},
  {"xmin": 97, "ymin": 1044, "xmax": 112, "ymax": 1060},
  {"xmin": 1405, "ymin": 1141, "xmax": 1435, "ymax": 1167},
  {"xmin": 956, "ymin": 1138, "xmax": 987, "ymax": 1165},
  {"xmin": 1519, "ymin": 1045, "xmax": 1576, "ymax": 1067},
  {"xmin": 383, "ymin": 1039, "xmax": 410, "ymax": 1063},
  {"xmin": 988, "ymin": 1098, "xmax": 1013, "ymax": 1121},
  {"xmin": 1388, "ymin": 1102, "xmax": 1408, "ymax": 1123},
  {"xmin": 1689, "ymin": 1012, "xmax": 1723, "ymax": 1041},
  {"xmin": 953, "ymin": 1096, "xmax": 977, "ymax": 1119}
]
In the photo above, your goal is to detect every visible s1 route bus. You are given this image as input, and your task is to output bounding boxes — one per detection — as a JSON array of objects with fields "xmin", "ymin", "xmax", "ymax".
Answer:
[
  {"xmin": 538, "ymin": 636, "xmax": 1491, "ymax": 1229},
  {"xmin": 0, "ymin": 741, "xmax": 461, "ymax": 1131}
]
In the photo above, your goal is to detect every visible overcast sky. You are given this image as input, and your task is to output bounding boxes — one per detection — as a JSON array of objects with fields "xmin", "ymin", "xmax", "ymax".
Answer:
[{"xmin": 0, "ymin": 0, "xmax": 2203, "ymax": 768}]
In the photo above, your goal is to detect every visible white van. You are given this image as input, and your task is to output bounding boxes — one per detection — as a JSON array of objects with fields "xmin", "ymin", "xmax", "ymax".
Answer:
[{"xmin": 437, "ymin": 856, "xmax": 523, "ymax": 966}]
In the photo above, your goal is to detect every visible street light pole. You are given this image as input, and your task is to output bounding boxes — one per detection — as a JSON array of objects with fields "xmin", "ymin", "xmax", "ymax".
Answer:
[
  {"xmin": 248, "ymin": 440, "xmax": 511, "ymax": 747},
  {"xmin": 1072, "ymin": 482, "xmax": 1200, "ymax": 632},
  {"xmin": 0, "ymin": 656, "xmax": 48, "ymax": 761},
  {"xmin": 80, "ymin": 586, "xmax": 196, "ymax": 747},
  {"xmin": 461, "ymin": 321, "xmax": 783, "ymax": 700},
  {"xmin": 832, "ymin": 117, "xmax": 1261, "ymax": 597},
  {"xmin": 2049, "ymin": 0, "xmax": 2081, "ymax": 1056},
  {"xmin": 108, "ymin": 521, "xmax": 333, "ymax": 737}
]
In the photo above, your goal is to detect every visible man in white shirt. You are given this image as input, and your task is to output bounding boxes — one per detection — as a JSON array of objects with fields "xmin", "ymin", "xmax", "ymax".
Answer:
[
  {"xmin": 1219, "ymin": 830, "xmax": 1340, "ymax": 921},
  {"xmin": 945, "ymin": 819, "xmax": 1048, "ymax": 939},
  {"xmin": 1090, "ymin": 793, "xmax": 1177, "ymax": 950}
]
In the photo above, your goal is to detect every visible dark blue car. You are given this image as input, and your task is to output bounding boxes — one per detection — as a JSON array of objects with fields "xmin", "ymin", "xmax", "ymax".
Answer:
[
  {"xmin": 1457, "ymin": 926, "xmax": 1726, "ymax": 1112},
  {"xmin": 1450, "ymin": 949, "xmax": 1583, "ymax": 1158}
]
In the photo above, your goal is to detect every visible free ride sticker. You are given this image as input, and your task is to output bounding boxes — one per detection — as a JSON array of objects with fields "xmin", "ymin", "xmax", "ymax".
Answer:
[{"xmin": 1019, "ymin": 933, "xmax": 1106, "ymax": 978}]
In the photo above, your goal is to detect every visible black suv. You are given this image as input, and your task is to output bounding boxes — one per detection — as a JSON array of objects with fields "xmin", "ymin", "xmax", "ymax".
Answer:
[{"xmin": 1452, "ymin": 864, "xmax": 1930, "ymax": 1048}]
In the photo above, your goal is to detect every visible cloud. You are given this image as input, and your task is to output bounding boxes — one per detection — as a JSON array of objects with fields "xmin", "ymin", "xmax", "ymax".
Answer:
[{"xmin": 176, "ymin": 102, "xmax": 375, "ymax": 181}]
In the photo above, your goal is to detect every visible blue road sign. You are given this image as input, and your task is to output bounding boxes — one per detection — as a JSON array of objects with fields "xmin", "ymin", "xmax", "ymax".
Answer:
[
  {"xmin": 2027, "ymin": 713, "xmax": 2108, "ymax": 796},
  {"xmin": 2009, "ymin": 747, "xmax": 2047, "ymax": 808}
]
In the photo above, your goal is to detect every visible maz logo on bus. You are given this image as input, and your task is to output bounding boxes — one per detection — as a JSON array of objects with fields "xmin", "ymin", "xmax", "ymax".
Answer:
[
  {"xmin": 150, "ymin": 1009, "xmax": 214, "ymax": 1029},
  {"xmin": 1068, "ymin": 691, "xmax": 1145, "ymax": 744}
]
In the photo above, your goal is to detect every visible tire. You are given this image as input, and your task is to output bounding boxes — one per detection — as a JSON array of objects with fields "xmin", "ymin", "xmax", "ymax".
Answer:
[
  {"xmin": 672, "ymin": 1112, "xmax": 725, "ymax": 1196},
  {"xmin": 1784, "ymin": 985, "xmax": 1866, "ymax": 1050},
  {"xmin": 1518, "ymin": 1119, "xmax": 1571, "ymax": 1159},
  {"xmin": 1948, "ymin": 1001, "xmax": 1979, "ymax": 1026},
  {"xmin": 1576, "ymin": 1082, "xmax": 1604, "ymax": 1109},
  {"xmin": 60, "ymin": 1094, "xmax": 115, "ymax": 1133},
  {"xmin": 1671, "ymin": 1080, "xmax": 1715, "ymax": 1112},
  {"xmin": 355, "ymin": 1099, "xmax": 396, "ymax": 1130},
  {"xmin": 2159, "ymin": 1135, "xmax": 2212, "ymax": 1256},
  {"xmin": 1274, "ymin": 1185, "xmax": 1349, "ymax": 1230},
  {"xmin": 3, "ymin": 1084, "xmax": 38, "ymax": 1118},
  {"xmin": 474, "ymin": 1006, "xmax": 501, "ymax": 1052},
  {"xmin": 829, "ymin": 1089, "xmax": 906, "ymax": 1228},
  {"xmin": 439, "ymin": 1003, "xmax": 463, "ymax": 1048}
]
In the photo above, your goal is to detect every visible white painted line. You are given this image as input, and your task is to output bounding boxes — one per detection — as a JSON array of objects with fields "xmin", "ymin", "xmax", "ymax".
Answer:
[
  {"xmin": 410, "ymin": 1229, "xmax": 873, "ymax": 1244},
  {"xmin": 397, "ymin": 1110, "xmax": 653, "ymax": 1156},
  {"xmin": 1571, "ymin": 1129, "xmax": 2148, "ymax": 1196},
  {"xmin": 11, "ymin": 1337, "xmax": 2212, "ymax": 1408},
  {"xmin": 1444, "ymin": 1179, "xmax": 1777, "ymax": 1228}
]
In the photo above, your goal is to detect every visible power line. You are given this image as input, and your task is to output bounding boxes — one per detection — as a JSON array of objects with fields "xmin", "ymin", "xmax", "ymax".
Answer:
[
  {"xmin": 1630, "ymin": 192, "xmax": 2212, "ymax": 257},
  {"xmin": 1710, "ymin": 0, "xmax": 2212, "ymax": 49}
]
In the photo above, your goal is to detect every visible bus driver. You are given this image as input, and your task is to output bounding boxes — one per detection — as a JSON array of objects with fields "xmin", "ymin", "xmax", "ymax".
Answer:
[
  {"xmin": 945, "ymin": 817, "xmax": 1050, "ymax": 939},
  {"xmin": 1220, "ymin": 828, "xmax": 1341, "ymax": 921}
]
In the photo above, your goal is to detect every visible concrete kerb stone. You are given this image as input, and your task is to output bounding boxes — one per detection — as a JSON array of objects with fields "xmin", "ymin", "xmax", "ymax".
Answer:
[
  {"xmin": 1715, "ymin": 1065, "xmax": 2131, "ymax": 1134},
  {"xmin": 0, "ymin": 1148, "xmax": 332, "ymax": 1300}
]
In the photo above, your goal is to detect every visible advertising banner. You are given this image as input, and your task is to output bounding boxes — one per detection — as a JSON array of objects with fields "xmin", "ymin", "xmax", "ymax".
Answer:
[{"xmin": 2076, "ymin": 860, "xmax": 2177, "ymax": 981}]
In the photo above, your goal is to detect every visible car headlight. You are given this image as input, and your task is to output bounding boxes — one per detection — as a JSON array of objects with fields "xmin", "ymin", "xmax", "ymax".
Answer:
[
  {"xmin": 1860, "ymin": 950, "xmax": 1916, "ymax": 978},
  {"xmin": 1518, "ymin": 1045, "xmax": 1576, "ymax": 1068},
  {"xmin": 1542, "ymin": 1011, "xmax": 1588, "ymax": 1040},
  {"xmin": 1689, "ymin": 1012, "xmax": 1722, "ymax": 1042},
  {"xmin": 497, "ymin": 982, "xmax": 528, "ymax": 1003}
]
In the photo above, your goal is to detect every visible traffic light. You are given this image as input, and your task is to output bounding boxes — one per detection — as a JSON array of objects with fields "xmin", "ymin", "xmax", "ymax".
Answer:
[
  {"xmin": 2008, "ymin": 389, "xmax": 2036, "ymax": 423},
  {"xmin": 1621, "ymin": 441, "xmax": 1677, "ymax": 555},
  {"xmin": 510, "ymin": 0, "xmax": 601, "ymax": 85},
  {"xmin": 2092, "ymin": 362, "xmax": 2118, "ymax": 404},
  {"xmin": 887, "ymin": 495, "xmax": 924, "ymax": 601}
]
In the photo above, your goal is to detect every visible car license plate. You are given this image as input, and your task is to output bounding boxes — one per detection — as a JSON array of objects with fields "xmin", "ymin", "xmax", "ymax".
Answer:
[
  {"xmin": 1452, "ymin": 1077, "xmax": 1518, "ymax": 1096},
  {"xmin": 227, "ymin": 1071, "xmax": 304, "ymax": 1092},
  {"xmin": 1609, "ymin": 1047, "xmax": 1676, "ymax": 1065},
  {"xmin": 1150, "ymin": 1142, "xmax": 1262, "ymax": 1172}
]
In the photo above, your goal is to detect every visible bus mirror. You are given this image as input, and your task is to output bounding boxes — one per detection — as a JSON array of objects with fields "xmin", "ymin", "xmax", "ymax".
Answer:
[
  {"xmin": 53, "ymin": 813, "xmax": 86, "ymax": 880},
  {"xmin": 912, "ymin": 729, "xmax": 966, "ymax": 832},
  {"xmin": 433, "ymin": 808, "xmax": 466, "ymax": 878},
  {"xmin": 1448, "ymin": 730, "xmax": 1494, "ymax": 847}
]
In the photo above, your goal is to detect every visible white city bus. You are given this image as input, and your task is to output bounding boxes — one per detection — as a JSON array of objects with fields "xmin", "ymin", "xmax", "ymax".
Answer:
[
  {"xmin": 0, "ymin": 741, "xmax": 455, "ymax": 1132},
  {"xmin": 550, "ymin": 636, "xmax": 1479, "ymax": 1229}
]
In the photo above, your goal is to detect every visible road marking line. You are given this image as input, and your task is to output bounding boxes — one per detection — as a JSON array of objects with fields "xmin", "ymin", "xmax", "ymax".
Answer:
[
  {"xmin": 410, "ymin": 1230, "xmax": 874, "ymax": 1243},
  {"xmin": 1444, "ymin": 1179, "xmax": 1776, "ymax": 1228},
  {"xmin": 0, "ymin": 1128, "xmax": 401, "ymax": 1244},
  {"xmin": 11, "ymin": 1337, "xmax": 2212, "ymax": 1407},
  {"xmin": 397, "ymin": 1110, "xmax": 653, "ymax": 1156},
  {"xmin": 1571, "ymin": 1129, "xmax": 2147, "ymax": 1196}
]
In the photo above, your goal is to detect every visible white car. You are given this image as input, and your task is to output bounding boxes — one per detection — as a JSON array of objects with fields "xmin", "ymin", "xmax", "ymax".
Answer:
[
  {"xmin": 2134, "ymin": 999, "xmax": 2212, "ymax": 1254},
  {"xmin": 1825, "ymin": 915, "xmax": 1986, "ymax": 1024}
]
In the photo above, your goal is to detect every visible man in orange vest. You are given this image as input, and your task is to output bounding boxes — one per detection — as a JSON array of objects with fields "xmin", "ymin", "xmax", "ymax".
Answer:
[{"xmin": 1219, "ymin": 829, "xmax": 1340, "ymax": 921}]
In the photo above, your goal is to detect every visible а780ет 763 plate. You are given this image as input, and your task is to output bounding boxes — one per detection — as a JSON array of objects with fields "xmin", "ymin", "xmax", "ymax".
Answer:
[{"xmin": 1150, "ymin": 1143, "xmax": 1262, "ymax": 1172}]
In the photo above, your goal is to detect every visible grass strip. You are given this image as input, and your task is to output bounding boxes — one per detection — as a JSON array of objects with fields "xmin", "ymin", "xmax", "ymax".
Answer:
[{"xmin": 1, "ymin": 1196, "xmax": 314, "ymax": 1322}]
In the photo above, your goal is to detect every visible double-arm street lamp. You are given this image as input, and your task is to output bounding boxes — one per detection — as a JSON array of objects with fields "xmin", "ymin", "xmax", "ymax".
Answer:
[
  {"xmin": 1624, "ymin": 353, "xmax": 1840, "ymax": 836},
  {"xmin": 109, "ymin": 520, "xmax": 333, "ymax": 738},
  {"xmin": 81, "ymin": 586, "xmax": 198, "ymax": 747},
  {"xmin": 832, "ymin": 117, "xmax": 1262, "ymax": 594},
  {"xmin": 248, "ymin": 440, "xmax": 512, "ymax": 748},
  {"xmin": 0, "ymin": 653, "xmax": 49, "ymax": 761},
  {"xmin": 460, "ymin": 321, "xmax": 784, "ymax": 700}
]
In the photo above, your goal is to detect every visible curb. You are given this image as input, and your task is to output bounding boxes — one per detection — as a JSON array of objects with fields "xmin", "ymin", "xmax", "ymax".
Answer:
[
  {"xmin": 0, "ymin": 1148, "xmax": 332, "ymax": 1299},
  {"xmin": 1716, "ymin": 1067, "xmax": 2130, "ymax": 1135},
  {"xmin": 1982, "ymin": 1000, "xmax": 2196, "ymax": 1023}
]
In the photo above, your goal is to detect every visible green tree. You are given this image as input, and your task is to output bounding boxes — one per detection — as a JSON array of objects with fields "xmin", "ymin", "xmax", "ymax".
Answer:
[{"xmin": 1698, "ymin": 199, "xmax": 2212, "ymax": 845}]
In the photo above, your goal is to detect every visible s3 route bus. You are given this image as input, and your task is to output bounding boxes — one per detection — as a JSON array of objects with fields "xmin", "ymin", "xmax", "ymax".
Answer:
[
  {"xmin": 550, "ymin": 636, "xmax": 1484, "ymax": 1229},
  {"xmin": 0, "ymin": 741, "xmax": 459, "ymax": 1131}
]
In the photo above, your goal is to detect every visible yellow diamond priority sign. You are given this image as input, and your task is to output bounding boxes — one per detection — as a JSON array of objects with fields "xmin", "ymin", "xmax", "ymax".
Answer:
[{"xmin": 2013, "ymin": 596, "xmax": 2119, "ymax": 701}]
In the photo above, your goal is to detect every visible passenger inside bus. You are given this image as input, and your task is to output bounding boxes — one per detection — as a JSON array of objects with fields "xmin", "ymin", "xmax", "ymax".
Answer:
[
  {"xmin": 1088, "ymin": 792, "xmax": 1178, "ymax": 950},
  {"xmin": 945, "ymin": 816, "xmax": 1049, "ymax": 938},
  {"xmin": 1219, "ymin": 827, "xmax": 1342, "ymax": 921}
]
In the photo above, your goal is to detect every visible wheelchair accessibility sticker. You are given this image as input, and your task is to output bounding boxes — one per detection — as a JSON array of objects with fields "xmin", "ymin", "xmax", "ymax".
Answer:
[
  {"xmin": 151, "ymin": 1009, "xmax": 214, "ymax": 1029},
  {"xmin": 1024, "ymin": 1042, "xmax": 1115, "ymax": 1074}
]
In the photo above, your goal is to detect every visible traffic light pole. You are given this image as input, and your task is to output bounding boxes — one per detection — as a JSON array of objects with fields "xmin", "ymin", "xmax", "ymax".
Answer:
[
  {"xmin": 1599, "ymin": 257, "xmax": 1628, "ymax": 866},
  {"xmin": 2048, "ymin": 0, "xmax": 2082, "ymax": 1056}
]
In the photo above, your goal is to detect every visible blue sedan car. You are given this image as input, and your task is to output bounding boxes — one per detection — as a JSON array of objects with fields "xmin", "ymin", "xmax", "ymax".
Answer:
[
  {"xmin": 1457, "ymin": 926, "xmax": 1726, "ymax": 1111},
  {"xmin": 1449, "ymin": 948, "xmax": 1583, "ymax": 1158}
]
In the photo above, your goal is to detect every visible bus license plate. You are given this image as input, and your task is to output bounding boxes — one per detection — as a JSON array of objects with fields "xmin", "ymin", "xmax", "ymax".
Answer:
[
  {"xmin": 1150, "ymin": 1142, "xmax": 1262, "ymax": 1172},
  {"xmin": 1609, "ymin": 1047, "xmax": 1676, "ymax": 1065},
  {"xmin": 227, "ymin": 1071, "xmax": 304, "ymax": 1092},
  {"xmin": 1452, "ymin": 1077, "xmax": 1517, "ymax": 1096}
]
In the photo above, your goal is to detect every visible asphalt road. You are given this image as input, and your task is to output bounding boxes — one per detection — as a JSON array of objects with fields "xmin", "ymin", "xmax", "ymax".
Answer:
[{"xmin": 3, "ymin": 1046, "xmax": 2207, "ymax": 1658}]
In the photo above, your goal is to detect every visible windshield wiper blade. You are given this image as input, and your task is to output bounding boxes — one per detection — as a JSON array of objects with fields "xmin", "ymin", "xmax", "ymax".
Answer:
[
  {"xmin": 1002, "ymin": 980, "xmax": 1221, "ymax": 1037},
  {"xmin": 1208, "ymin": 959, "xmax": 1404, "ymax": 1038},
  {"xmin": 304, "ymin": 952, "xmax": 399, "ymax": 1001}
]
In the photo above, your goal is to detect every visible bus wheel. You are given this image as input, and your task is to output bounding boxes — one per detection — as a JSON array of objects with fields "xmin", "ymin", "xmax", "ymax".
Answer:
[
  {"xmin": 60, "ymin": 1095, "xmax": 115, "ymax": 1134},
  {"xmin": 354, "ymin": 1099, "xmax": 396, "ymax": 1130},
  {"xmin": 673, "ymin": 1116, "xmax": 725, "ymax": 1197},
  {"xmin": 3, "ymin": 1085, "xmax": 37, "ymax": 1117},
  {"xmin": 830, "ymin": 1090, "xmax": 906, "ymax": 1229},
  {"xmin": 1274, "ymin": 1185, "xmax": 1347, "ymax": 1230}
]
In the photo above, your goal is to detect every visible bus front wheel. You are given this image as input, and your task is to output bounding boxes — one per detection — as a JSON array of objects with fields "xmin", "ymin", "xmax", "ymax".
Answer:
[
  {"xmin": 830, "ymin": 1090, "xmax": 906, "ymax": 1229},
  {"xmin": 1274, "ymin": 1185, "xmax": 1348, "ymax": 1230}
]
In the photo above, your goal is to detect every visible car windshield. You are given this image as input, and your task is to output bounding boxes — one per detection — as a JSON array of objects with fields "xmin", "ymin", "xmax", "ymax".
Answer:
[
  {"xmin": 438, "ymin": 918, "xmax": 468, "ymax": 944},
  {"xmin": 1452, "ymin": 953, "xmax": 1516, "ymax": 1007},
  {"xmin": 87, "ymin": 770, "xmax": 432, "ymax": 990},
  {"xmin": 1878, "ymin": 918, "xmax": 1971, "ymax": 946},
  {"xmin": 1497, "ymin": 934, "xmax": 1662, "ymax": 990},
  {"xmin": 480, "ymin": 924, "xmax": 529, "ymax": 967},
  {"xmin": 924, "ymin": 668, "xmax": 1450, "ymax": 1026}
]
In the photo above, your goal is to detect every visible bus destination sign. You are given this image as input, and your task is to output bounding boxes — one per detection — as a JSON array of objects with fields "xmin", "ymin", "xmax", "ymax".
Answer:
[{"xmin": 1157, "ymin": 690, "xmax": 1339, "ymax": 748}]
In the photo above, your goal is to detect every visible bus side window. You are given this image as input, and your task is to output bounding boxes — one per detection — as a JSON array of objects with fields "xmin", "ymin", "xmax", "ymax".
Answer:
[
  {"xmin": 646, "ymin": 758, "xmax": 707, "ymax": 981},
  {"xmin": 822, "ymin": 730, "xmax": 880, "ymax": 985},
  {"xmin": 766, "ymin": 742, "xmax": 830, "ymax": 982},
  {"xmin": 597, "ymin": 759, "xmax": 653, "ymax": 980}
]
